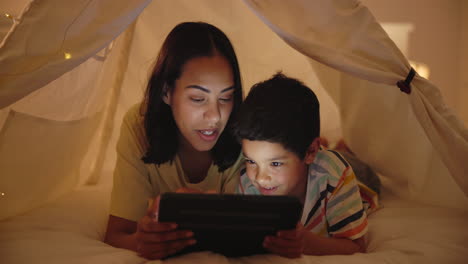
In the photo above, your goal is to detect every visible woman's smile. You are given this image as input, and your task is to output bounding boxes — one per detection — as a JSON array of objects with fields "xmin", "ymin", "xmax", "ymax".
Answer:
[{"xmin": 197, "ymin": 129, "xmax": 219, "ymax": 142}]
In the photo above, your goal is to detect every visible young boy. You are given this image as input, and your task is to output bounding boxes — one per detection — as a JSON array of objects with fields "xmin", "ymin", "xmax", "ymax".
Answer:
[{"xmin": 233, "ymin": 73, "xmax": 378, "ymax": 258}]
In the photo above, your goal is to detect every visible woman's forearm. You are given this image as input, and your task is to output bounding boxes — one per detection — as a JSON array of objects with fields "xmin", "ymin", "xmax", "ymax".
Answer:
[
  {"xmin": 104, "ymin": 215, "xmax": 139, "ymax": 252},
  {"xmin": 303, "ymin": 232, "xmax": 366, "ymax": 256},
  {"xmin": 104, "ymin": 230, "xmax": 138, "ymax": 252}
]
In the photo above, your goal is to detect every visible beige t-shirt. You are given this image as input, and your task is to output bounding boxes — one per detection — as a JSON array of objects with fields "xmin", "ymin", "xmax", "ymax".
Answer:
[{"xmin": 110, "ymin": 104, "xmax": 243, "ymax": 221}]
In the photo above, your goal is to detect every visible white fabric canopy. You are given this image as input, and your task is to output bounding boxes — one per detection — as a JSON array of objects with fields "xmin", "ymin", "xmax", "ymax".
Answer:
[
  {"xmin": 1, "ymin": 1, "xmax": 468, "ymax": 264},
  {"xmin": 243, "ymin": 0, "xmax": 468, "ymax": 200},
  {"xmin": 0, "ymin": 0, "xmax": 151, "ymax": 109},
  {"xmin": 1, "ymin": 0, "xmax": 467, "ymax": 221}
]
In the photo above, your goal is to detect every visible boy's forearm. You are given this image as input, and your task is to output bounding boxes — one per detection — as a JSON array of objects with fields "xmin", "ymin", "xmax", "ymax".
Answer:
[{"xmin": 303, "ymin": 232, "xmax": 366, "ymax": 256}]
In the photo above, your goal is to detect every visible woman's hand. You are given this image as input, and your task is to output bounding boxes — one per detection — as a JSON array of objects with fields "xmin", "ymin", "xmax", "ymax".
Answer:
[
  {"xmin": 175, "ymin": 187, "xmax": 203, "ymax": 193},
  {"xmin": 175, "ymin": 187, "xmax": 218, "ymax": 194},
  {"xmin": 135, "ymin": 196, "xmax": 196, "ymax": 260},
  {"xmin": 263, "ymin": 222, "xmax": 305, "ymax": 258}
]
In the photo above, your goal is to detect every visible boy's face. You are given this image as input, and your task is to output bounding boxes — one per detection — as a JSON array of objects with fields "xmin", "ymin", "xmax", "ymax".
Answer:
[{"xmin": 242, "ymin": 139, "xmax": 318, "ymax": 201}]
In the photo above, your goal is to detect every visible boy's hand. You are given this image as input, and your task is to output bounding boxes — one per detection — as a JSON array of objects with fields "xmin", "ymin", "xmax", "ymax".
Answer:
[
  {"xmin": 135, "ymin": 196, "xmax": 196, "ymax": 260},
  {"xmin": 263, "ymin": 222, "xmax": 305, "ymax": 258}
]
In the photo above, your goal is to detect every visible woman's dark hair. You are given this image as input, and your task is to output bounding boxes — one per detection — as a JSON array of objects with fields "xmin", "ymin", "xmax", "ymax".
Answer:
[
  {"xmin": 141, "ymin": 22, "xmax": 243, "ymax": 171},
  {"xmin": 233, "ymin": 72, "xmax": 320, "ymax": 159}
]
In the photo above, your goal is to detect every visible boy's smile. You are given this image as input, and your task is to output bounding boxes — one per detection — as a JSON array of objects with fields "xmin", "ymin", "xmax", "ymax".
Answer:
[{"xmin": 241, "ymin": 140, "xmax": 313, "ymax": 202}]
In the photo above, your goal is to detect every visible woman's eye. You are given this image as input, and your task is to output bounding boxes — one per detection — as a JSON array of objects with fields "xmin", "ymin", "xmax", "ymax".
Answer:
[
  {"xmin": 190, "ymin": 97, "xmax": 204, "ymax": 103},
  {"xmin": 219, "ymin": 96, "xmax": 233, "ymax": 103},
  {"xmin": 271, "ymin": 162, "xmax": 282, "ymax": 167}
]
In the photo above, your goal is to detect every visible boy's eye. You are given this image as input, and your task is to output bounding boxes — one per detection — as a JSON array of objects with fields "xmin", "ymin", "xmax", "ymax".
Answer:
[
  {"xmin": 271, "ymin": 162, "xmax": 282, "ymax": 167},
  {"xmin": 245, "ymin": 159, "xmax": 255, "ymax": 165}
]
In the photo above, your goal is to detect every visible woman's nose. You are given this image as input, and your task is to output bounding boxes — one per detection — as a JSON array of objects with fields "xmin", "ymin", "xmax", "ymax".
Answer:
[{"xmin": 204, "ymin": 102, "xmax": 221, "ymax": 124}]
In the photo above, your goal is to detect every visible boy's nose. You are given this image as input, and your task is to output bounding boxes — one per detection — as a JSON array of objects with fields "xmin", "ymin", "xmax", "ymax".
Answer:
[{"xmin": 255, "ymin": 170, "xmax": 271, "ymax": 184}]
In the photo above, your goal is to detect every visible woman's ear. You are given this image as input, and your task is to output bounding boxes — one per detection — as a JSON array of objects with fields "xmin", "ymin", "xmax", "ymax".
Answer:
[
  {"xmin": 162, "ymin": 85, "xmax": 171, "ymax": 106},
  {"xmin": 304, "ymin": 137, "xmax": 320, "ymax": 164}
]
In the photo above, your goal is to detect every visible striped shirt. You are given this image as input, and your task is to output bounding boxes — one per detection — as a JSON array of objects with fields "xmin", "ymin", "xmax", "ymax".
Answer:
[{"xmin": 237, "ymin": 149, "xmax": 377, "ymax": 240}]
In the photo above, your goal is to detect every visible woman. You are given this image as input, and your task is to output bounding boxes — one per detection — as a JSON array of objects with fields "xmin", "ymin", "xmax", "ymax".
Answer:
[{"xmin": 104, "ymin": 22, "xmax": 244, "ymax": 260}]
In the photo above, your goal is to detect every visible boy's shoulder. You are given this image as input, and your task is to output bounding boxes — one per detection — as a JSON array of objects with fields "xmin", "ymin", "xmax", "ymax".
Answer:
[
  {"xmin": 309, "ymin": 149, "xmax": 351, "ymax": 180},
  {"xmin": 237, "ymin": 167, "xmax": 260, "ymax": 195}
]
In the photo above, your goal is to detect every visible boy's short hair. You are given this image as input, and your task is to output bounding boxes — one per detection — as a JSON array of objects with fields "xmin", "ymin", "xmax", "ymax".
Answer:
[{"xmin": 233, "ymin": 72, "xmax": 320, "ymax": 159}]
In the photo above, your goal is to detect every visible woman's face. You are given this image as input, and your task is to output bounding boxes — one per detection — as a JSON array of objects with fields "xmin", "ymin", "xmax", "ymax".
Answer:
[{"xmin": 164, "ymin": 55, "xmax": 235, "ymax": 153}]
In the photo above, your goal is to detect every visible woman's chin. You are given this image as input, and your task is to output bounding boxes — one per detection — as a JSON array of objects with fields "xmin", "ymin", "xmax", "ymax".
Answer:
[{"xmin": 191, "ymin": 141, "xmax": 218, "ymax": 152}]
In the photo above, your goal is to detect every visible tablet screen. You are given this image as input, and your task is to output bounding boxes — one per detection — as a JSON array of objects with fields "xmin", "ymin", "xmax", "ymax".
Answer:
[{"xmin": 158, "ymin": 193, "xmax": 303, "ymax": 257}]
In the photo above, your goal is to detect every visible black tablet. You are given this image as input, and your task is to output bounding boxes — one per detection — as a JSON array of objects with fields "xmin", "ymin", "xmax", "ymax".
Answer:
[{"xmin": 158, "ymin": 192, "xmax": 303, "ymax": 257}]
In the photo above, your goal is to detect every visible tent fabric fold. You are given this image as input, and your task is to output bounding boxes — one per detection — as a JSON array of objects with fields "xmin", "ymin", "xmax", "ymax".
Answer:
[
  {"xmin": 0, "ymin": 0, "xmax": 466, "ymax": 221},
  {"xmin": 243, "ymin": 0, "xmax": 468, "ymax": 197},
  {"xmin": 0, "ymin": 0, "xmax": 151, "ymax": 109},
  {"xmin": 0, "ymin": 1, "xmax": 467, "ymax": 262},
  {"xmin": 0, "ymin": 109, "xmax": 102, "ymax": 219}
]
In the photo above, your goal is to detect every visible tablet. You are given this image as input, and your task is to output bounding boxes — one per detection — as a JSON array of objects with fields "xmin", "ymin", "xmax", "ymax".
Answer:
[{"xmin": 158, "ymin": 192, "xmax": 303, "ymax": 257}]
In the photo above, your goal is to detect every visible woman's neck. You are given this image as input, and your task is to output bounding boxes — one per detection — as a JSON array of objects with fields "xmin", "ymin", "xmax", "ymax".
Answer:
[{"xmin": 178, "ymin": 144, "xmax": 213, "ymax": 184}]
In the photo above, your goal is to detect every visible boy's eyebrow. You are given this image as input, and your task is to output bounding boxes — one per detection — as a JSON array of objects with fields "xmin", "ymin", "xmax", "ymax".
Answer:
[
  {"xmin": 186, "ymin": 85, "xmax": 234, "ymax": 93},
  {"xmin": 242, "ymin": 153, "xmax": 287, "ymax": 161},
  {"xmin": 267, "ymin": 155, "xmax": 288, "ymax": 161},
  {"xmin": 241, "ymin": 153, "xmax": 251, "ymax": 160}
]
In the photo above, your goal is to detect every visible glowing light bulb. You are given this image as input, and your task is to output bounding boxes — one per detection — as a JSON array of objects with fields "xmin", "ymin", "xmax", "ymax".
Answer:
[
  {"xmin": 5, "ymin": 13, "xmax": 12, "ymax": 19},
  {"xmin": 64, "ymin": 52, "xmax": 72, "ymax": 60}
]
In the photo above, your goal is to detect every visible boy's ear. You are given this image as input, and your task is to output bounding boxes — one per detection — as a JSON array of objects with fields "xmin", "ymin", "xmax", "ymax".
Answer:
[
  {"xmin": 304, "ymin": 137, "xmax": 320, "ymax": 164},
  {"xmin": 162, "ymin": 85, "xmax": 171, "ymax": 106}
]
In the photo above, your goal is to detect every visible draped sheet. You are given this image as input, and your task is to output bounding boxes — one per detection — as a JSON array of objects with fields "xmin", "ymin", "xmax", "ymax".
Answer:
[
  {"xmin": 2, "ymin": 184, "xmax": 468, "ymax": 264},
  {"xmin": 243, "ymin": 0, "xmax": 468, "ymax": 203},
  {"xmin": 0, "ymin": 0, "xmax": 467, "ymax": 221},
  {"xmin": 0, "ymin": 0, "xmax": 151, "ymax": 108},
  {"xmin": 0, "ymin": 0, "xmax": 142, "ymax": 220},
  {"xmin": 0, "ymin": 110, "xmax": 101, "ymax": 219}
]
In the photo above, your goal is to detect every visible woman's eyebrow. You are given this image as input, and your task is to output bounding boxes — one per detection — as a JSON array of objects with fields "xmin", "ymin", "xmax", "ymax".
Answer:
[
  {"xmin": 185, "ymin": 85, "xmax": 234, "ymax": 93},
  {"xmin": 221, "ymin": 86, "xmax": 235, "ymax": 93},
  {"xmin": 186, "ymin": 85, "xmax": 209, "ymax": 93}
]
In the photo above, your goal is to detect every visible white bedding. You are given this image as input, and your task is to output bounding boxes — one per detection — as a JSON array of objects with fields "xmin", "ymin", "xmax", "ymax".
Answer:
[{"xmin": 1, "ymin": 185, "xmax": 467, "ymax": 264}]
